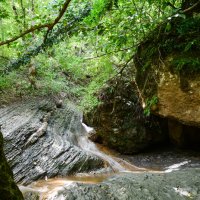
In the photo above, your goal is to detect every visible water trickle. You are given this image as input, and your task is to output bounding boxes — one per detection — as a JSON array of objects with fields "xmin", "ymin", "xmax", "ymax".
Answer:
[
  {"xmin": 79, "ymin": 122, "xmax": 148, "ymax": 172},
  {"xmin": 78, "ymin": 135, "xmax": 125, "ymax": 172},
  {"xmin": 18, "ymin": 105, "xmax": 162, "ymax": 200}
]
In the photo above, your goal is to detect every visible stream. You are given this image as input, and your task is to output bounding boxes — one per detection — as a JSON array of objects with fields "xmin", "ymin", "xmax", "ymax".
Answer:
[
  {"xmin": 19, "ymin": 121, "xmax": 200, "ymax": 200},
  {"xmin": 1, "ymin": 100, "xmax": 199, "ymax": 199},
  {"xmin": 19, "ymin": 122, "xmax": 148, "ymax": 199}
]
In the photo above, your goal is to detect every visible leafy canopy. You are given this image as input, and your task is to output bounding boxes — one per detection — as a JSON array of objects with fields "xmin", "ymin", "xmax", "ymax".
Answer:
[{"xmin": 0, "ymin": 0, "xmax": 199, "ymax": 109}]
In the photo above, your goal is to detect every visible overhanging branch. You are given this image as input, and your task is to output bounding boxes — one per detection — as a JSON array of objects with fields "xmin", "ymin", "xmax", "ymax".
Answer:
[
  {"xmin": 0, "ymin": 0, "xmax": 72, "ymax": 46},
  {"xmin": 43, "ymin": 0, "xmax": 72, "ymax": 42},
  {"xmin": 182, "ymin": 0, "xmax": 200, "ymax": 13},
  {"xmin": 0, "ymin": 24, "xmax": 51, "ymax": 46},
  {"xmin": 4, "ymin": 5, "xmax": 91, "ymax": 73}
]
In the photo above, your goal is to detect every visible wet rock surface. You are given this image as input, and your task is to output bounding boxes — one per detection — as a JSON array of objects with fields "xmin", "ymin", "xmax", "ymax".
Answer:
[
  {"xmin": 20, "ymin": 145, "xmax": 200, "ymax": 200},
  {"xmin": 21, "ymin": 189, "xmax": 40, "ymax": 200},
  {"xmin": 1, "ymin": 98, "xmax": 200, "ymax": 200},
  {"xmin": 121, "ymin": 147, "xmax": 200, "ymax": 171},
  {"xmin": 0, "ymin": 130, "xmax": 23, "ymax": 200},
  {"xmin": 47, "ymin": 169, "xmax": 200, "ymax": 200},
  {"xmin": 84, "ymin": 77, "xmax": 168, "ymax": 154},
  {"xmin": 0, "ymin": 99, "xmax": 104, "ymax": 185}
]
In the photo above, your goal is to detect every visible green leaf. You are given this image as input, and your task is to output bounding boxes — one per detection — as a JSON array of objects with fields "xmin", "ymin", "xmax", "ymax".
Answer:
[{"xmin": 165, "ymin": 22, "xmax": 171, "ymax": 32}]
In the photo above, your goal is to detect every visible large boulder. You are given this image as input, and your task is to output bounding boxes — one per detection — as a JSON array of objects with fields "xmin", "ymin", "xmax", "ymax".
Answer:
[
  {"xmin": 84, "ymin": 77, "xmax": 168, "ymax": 154},
  {"xmin": 134, "ymin": 16, "xmax": 200, "ymax": 148},
  {"xmin": 0, "ymin": 99, "xmax": 104, "ymax": 185},
  {"xmin": 0, "ymin": 130, "xmax": 24, "ymax": 200}
]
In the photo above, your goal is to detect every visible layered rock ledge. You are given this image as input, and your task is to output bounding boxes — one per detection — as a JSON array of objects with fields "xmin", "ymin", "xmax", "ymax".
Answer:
[{"xmin": 0, "ymin": 99, "xmax": 103, "ymax": 185}]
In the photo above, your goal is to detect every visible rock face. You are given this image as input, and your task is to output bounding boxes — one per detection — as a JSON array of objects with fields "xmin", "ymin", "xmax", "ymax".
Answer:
[
  {"xmin": 0, "ymin": 130, "xmax": 24, "ymax": 200},
  {"xmin": 157, "ymin": 69, "xmax": 200, "ymax": 127},
  {"xmin": 134, "ymin": 16, "xmax": 200, "ymax": 148},
  {"xmin": 135, "ymin": 57, "xmax": 200, "ymax": 148},
  {"xmin": 84, "ymin": 77, "xmax": 168, "ymax": 154},
  {"xmin": 157, "ymin": 69, "xmax": 200, "ymax": 148},
  {"xmin": 0, "ymin": 99, "xmax": 103, "ymax": 185},
  {"xmin": 46, "ymin": 169, "xmax": 200, "ymax": 200},
  {"xmin": 135, "ymin": 50, "xmax": 200, "ymax": 126}
]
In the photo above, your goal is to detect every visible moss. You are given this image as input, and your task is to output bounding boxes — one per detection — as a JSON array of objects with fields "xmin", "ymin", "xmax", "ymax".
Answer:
[
  {"xmin": 134, "ymin": 15, "xmax": 200, "ymax": 99},
  {"xmin": 0, "ymin": 131, "xmax": 24, "ymax": 200},
  {"xmin": 84, "ymin": 76, "xmax": 166, "ymax": 154}
]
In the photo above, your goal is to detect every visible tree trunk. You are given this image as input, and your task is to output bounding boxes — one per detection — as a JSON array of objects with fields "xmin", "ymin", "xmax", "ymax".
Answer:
[{"xmin": 0, "ymin": 130, "xmax": 24, "ymax": 200}]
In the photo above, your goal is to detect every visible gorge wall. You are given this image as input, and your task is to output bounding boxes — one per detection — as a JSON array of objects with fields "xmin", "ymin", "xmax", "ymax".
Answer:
[
  {"xmin": 84, "ymin": 16, "xmax": 200, "ymax": 153},
  {"xmin": 134, "ymin": 16, "xmax": 200, "ymax": 148}
]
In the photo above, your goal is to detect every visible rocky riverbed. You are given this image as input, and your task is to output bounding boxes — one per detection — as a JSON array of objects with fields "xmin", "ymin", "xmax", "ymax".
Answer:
[
  {"xmin": 45, "ymin": 169, "xmax": 200, "ymax": 200},
  {"xmin": 21, "ymin": 168, "xmax": 200, "ymax": 200},
  {"xmin": 0, "ymin": 99, "xmax": 200, "ymax": 200}
]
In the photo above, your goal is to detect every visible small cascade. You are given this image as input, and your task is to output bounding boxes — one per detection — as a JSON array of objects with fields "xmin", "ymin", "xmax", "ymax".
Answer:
[
  {"xmin": 18, "ymin": 112, "xmax": 200, "ymax": 200},
  {"xmin": 78, "ymin": 135, "xmax": 125, "ymax": 172},
  {"xmin": 78, "ymin": 123, "xmax": 146, "ymax": 172}
]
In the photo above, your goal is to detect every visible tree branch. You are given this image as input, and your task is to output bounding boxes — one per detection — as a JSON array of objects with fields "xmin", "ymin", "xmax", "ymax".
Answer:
[
  {"xmin": 118, "ymin": 54, "xmax": 135, "ymax": 75},
  {"xmin": 0, "ymin": 24, "xmax": 51, "ymax": 46},
  {"xmin": 182, "ymin": 0, "xmax": 200, "ymax": 13},
  {"xmin": 84, "ymin": 46, "xmax": 135, "ymax": 60},
  {"xmin": 43, "ymin": 0, "xmax": 72, "ymax": 42},
  {"xmin": 4, "ymin": 5, "xmax": 91, "ymax": 73},
  {"xmin": 0, "ymin": 0, "xmax": 72, "ymax": 46}
]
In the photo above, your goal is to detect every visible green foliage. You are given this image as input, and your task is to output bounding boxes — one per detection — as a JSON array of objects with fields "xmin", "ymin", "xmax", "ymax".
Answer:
[
  {"xmin": 80, "ymin": 57, "xmax": 115, "ymax": 111},
  {"xmin": 144, "ymin": 95, "xmax": 158, "ymax": 116},
  {"xmin": 0, "ymin": 0, "xmax": 199, "ymax": 109},
  {"xmin": 84, "ymin": 0, "xmax": 117, "ymax": 25},
  {"xmin": 0, "ymin": 75, "xmax": 12, "ymax": 90},
  {"xmin": 0, "ymin": 0, "xmax": 9, "ymax": 19},
  {"xmin": 0, "ymin": 8, "xmax": 8, "ymax": 19},
  {"xmin": 136, "ymin": 15, "xmax": 200, "ymax": 75},
  {"xmin": 172, "ymin": 57, "xmax": 200, "ymax": 72}
]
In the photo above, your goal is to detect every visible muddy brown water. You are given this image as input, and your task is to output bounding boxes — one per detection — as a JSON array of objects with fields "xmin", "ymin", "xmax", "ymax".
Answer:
[
  {"xmin": 19, "ymin": 135, "xmax": 153, "ymax": 199},
  {"xmin": 19, "ymin": 124, "xmax": 200, "ymax": 199},
  {"xmin": 19, "ymin": 174, "xmax": 113, "ymax": 199}
]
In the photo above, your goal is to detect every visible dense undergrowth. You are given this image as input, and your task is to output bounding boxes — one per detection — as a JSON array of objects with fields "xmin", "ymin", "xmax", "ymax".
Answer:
[
  {"xmin": 0, "ymin": 0, "xmax": 199, "ymax": 111},
  {"xmin": 0, "ymin": 37, "xmax": 115, "ymax": 110},
  {"xmin": 135, "ymin": 15, "xmax": 200, "ymax": 74}
]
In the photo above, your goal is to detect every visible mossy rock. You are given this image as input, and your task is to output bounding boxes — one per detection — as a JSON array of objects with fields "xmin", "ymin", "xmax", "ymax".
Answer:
[
  {"xmin": 134, "ymin": 15, "xmax": 200, "ymax": 146},
  {"xmin": 0, "ymin": 131, "xmax": 24, "ymax": 200},
  {"xmin": 84, "ymin": 77, "xmax": 168, "ymax": 154},
  {"xmin": 134, "ymin": 15, "xmax": 200, "ymax": 99}
]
